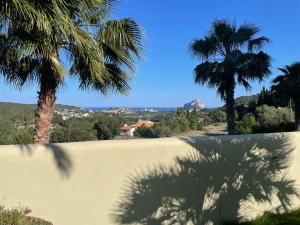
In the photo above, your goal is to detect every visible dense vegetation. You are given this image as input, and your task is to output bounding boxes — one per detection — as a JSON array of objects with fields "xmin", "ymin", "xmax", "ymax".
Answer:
[
  {"xmin": 1, "ymin": 84, "xmax": 298, "ymax": 145},
  {"xmin": 224, "ymin": 208, "xmax": 300, "ymax": 225},
  {"xmin": 0, "ymin": 206, "xmax": 52, "ymax": 225}
]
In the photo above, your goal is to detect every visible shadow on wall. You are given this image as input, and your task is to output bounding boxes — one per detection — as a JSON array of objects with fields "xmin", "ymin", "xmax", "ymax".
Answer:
[
  {"xmin": 17, "ymin": 144, "xmax": 73, "ymax": 178},
  {"xmin": 113, "ymin": 134, "xmax": 299, "ymax": 225}
]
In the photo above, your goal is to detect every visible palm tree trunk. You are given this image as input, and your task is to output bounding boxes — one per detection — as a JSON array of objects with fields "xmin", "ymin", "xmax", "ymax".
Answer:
[
  {"xmin": 225, "ymin": 77, "xmax": 235, "ymax": 135},
  {"xmin": 34, "ymin": 63, "xmax": 58, "ymax": 144},
  {"xmin": 294, "ymin": 100, "xmax": 300, "ymax": 131}
]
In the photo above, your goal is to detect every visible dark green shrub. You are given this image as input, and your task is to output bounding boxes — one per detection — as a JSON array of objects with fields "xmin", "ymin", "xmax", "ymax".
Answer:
[
  {"xmin": 256, "ymin": 105, "xmax": 293, "ymax": 125},
  {"xmin": 14, "ymin": 129, "xmax": 33, "ymax": 144},
  {"xmin": 206, "ymin": 110, "xmax": 227, "ymax": 123},
  {"xmin": 223, "ymin": 208, "xmax": 300, "ymax": 225},
  {"xmin": 94, "ymin": 116, "xmax": 120, "ymax": 140},
  {"xmin": 236, "ymin": 114, "xmax": 258, "ymax": 134},
  {"xmin": 153, "ymin": 116, "xmax": 190, "ymax": 137},
  {"xmin": 134, "ymin": 125, "xmax": 156, "ymax": 138}
]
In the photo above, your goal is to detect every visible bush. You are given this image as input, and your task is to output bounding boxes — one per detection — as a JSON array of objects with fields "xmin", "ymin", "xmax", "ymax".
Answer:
[
  {"xmin": 50, "ymin": 126, "xmax": 96, "ymax": 143},
  {"xmin": 152, "ymin": 122, "xmax": 172, "ymax": 137},
  {"xmin": 187, "ymin": 109, "xmax": 203, "ymax": 130},
  {"xmin": 205, "ymin": 110, "xmax": 227, "ymax": 123},
  {"xmin": 14, "ymin": 129, "xmax": 33, "ymax": 144},
  {"xmin": 0, "ymin": 206, "xmax": 52, "ymax": 225},
  {"xmin": 153, "ymin": 116, "xmax": 190, "ymax": 137},
  {"xmin": 236, "ymin": 114, "xmax": 258, "ymax": 134},
  {"xmin": 224, "ymin": 208, "xmax": 300, "ymax": 225},
  {"xmin": 94, "ymin": 116, "xmax": 120, "ymax": 140},
  {"xmin": 134, "ymin": 125, "xmax": 156, "ymax": 138},
  {"xmin": 256, "ymin": 105, "xmax": 293, "ymax": 125}
]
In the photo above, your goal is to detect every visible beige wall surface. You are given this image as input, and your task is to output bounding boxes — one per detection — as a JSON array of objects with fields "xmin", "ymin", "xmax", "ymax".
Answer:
[{"xmin": 0, "ymin": 133, "xmax": 300, "ymax": 225}]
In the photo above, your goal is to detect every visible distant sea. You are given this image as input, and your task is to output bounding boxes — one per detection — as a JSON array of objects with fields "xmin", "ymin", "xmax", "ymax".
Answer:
[{"xmin": 84, "ymin": 107, "xmax": 177, "ymax": 111}]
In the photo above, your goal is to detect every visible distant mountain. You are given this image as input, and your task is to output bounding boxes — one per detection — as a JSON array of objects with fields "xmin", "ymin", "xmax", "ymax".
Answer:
[{"xmin": 183, "ymin": 99, "xmax": 204, "ymax": 112}]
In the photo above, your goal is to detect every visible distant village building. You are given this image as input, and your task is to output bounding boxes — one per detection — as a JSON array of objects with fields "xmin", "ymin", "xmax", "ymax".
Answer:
[
  {"xmin": 120, "ymin": 120, "xmax": 154, "ymax": 137},
  {"xmin": 54, "ymin": 109, "xmax": 93, "ymax": 120},
  {"xmin": 120, "ymin": 124, "xmax": 136, "ymax": 136}
]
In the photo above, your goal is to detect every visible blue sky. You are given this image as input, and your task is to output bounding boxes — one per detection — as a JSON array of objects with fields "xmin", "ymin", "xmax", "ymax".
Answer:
[{"xmin": 1, "ymin": 0, "xmax": 300, "ymax": 108}]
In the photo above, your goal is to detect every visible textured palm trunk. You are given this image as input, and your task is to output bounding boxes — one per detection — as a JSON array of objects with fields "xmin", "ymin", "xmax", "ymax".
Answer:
[
  {"xmin": 225, "ymin": 75, "xmax": 235, "ymax": 135},
  {"xmin": 294, "ymin": 100, "xmax": 300, "ymax": 131},
  {"xmin": 34, "ymin": 61, "xmax": 58, "ymax": 144}
]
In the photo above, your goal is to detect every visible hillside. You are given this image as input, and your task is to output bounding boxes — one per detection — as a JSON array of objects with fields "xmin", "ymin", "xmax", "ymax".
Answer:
[
  {"xmin": 234, "ymin": 94, "xmax": 259, "ymax": 106},
  {"xmin": 0, "ymin": 102, "xmax": 80, "ymax": 126}
]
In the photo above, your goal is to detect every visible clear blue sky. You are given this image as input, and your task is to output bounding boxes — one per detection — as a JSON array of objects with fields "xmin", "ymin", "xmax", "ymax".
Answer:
[{"xmin": 1, "ymin": 0, "xmax": 300, "ymax": 108}]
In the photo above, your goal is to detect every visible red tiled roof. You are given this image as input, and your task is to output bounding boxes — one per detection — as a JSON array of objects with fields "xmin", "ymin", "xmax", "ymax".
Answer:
[{"xmin": 120, "ymin": 124, "xmax": 133, "ymax": 131}]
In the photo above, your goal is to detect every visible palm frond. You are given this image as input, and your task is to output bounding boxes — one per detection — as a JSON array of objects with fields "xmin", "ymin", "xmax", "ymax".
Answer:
[{"xmin": 189, "ymin": 36, "xmax": 217, "ymax": 59}]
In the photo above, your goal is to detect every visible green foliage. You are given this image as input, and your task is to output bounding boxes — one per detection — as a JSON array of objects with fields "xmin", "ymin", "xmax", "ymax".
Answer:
[
  {"xmin": 94, "ymin": 116, "xmax": 120, "ymax": 140},
  {"xmin": 0, "ymin": 103, "xmax": 35, "ymax": 126},
  {"xmin": 0, "ymin": 206, "xmax": 52, "ymax": 225},
  {"xmin": 175, "ymin": 108, "xmax": 188, "ymax": 118},
  {"xmin": 186, "ymin": 109, "xmax": 201, "ymax": 130},
  {"xmin": 0, "ymin": 120, "xmax": 17, "ymax": 145},
  {"xmin": 14, "ymin": 129, "xmax": 33, "ymax": 144},
  {"xmin": 154, "ymin": 115, "xmax": 190, "ymax": 137},
  {"xmin": 224, "ymin": 208, "xmax": 300, "ymax": 225},
  {"xmin": 134, "ymin": 125, "xmax": 156, "ymax": 138},
  {"xmin": 256, "ymin": 105, "xmax": 293, "ymax": 125},
  {"xmin": 0, "ymin": 120, "xmax": 33, "ymax": 145},
  {"xmin": 50, "ymin": 118, "xmax": 97, "ymax": 143},
  {"xmin": 205, "ymin": 110, "xmax": 227, "ymax": 123},
  {"xmin": 235, "ymin": 95, "xmax": 259, "ymax": 106},
  {"xmin": 235, "ymin": 105, "xmax": 295, "ymax": 134},
  {"xmin": 236, "ymin": 114, "xmax": 258, "ymax": 134}
]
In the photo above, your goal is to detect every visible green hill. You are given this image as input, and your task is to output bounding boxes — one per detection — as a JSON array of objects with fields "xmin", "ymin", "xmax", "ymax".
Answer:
[
  {"xmin": 235, "ymin": 94, "xmax": 259, "ymax": 106},
  {"xmin": 0, "ymin": 102, "xmax": 80, "ymax": 126}
]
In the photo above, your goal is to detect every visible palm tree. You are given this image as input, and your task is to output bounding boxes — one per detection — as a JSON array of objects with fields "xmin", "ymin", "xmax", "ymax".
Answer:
[
  {"xmin": 271, "ymin": 63, "xmax": 300, "ymax": 131},
  {"xmin": 189, "ymin": 20, "xmax": 270, "ymax": 134},
  {"xmin": 1, "ymin": 0, "xmax": 143, "ymax": 143}
]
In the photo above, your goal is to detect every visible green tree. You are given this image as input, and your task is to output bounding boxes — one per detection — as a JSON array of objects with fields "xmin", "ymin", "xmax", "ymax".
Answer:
[
  {"xmin": 189, "ymin": 20, "xmax": 270, "ymax": 134},
  {"xmin": 0, "ymin": 120, "xmax": 17, "ymax": 145},
  {"xmin": 236, "ymin": 114, "xmax": 258, "ymax": 134},
  {"xmin": 256, "ymin": 105, "xmax": 292, "ymax": 126},
  {"xmin": 94, "ymin": 116, "xmax": 120, "ymax": 140},
  {"xmin": 271, "ymin": 62, "xmax": 300, "ymax": 131},
  {"xmin": 1, "ymin": 0, "xmax": 143, "ymax": 144},
  {"xmin": 134, "ymin": 125, "xmax": 156, "ymax": 138},
  {"xmin": 187, "ymin": 108, "xmax": 202, "ymax": 130},
  {"xmin": 14, "ymin": 128, "xmax": 33, "ymax": 144},
  {"xmin": 207, "ymin": 110, "xmax": 227, "ymax": 123},
  {"xmin": 176, "ymin": 108, "xmax": 188, "ymax": 118}
]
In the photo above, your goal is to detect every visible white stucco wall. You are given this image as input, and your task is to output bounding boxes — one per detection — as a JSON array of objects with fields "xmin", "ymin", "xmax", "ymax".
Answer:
[{"xmin": 0, "ymin": 133, "xmax": 300, "ymax": 225}]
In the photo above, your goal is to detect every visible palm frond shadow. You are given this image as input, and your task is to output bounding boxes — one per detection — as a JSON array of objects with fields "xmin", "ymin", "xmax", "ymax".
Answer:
[
  {"xmin": 17, "ymin": 144, "xmax": 73, "ymax": 178},
  {"xmin": 113, "ymin": 134, "xmax": 299, "ymax": 225}
]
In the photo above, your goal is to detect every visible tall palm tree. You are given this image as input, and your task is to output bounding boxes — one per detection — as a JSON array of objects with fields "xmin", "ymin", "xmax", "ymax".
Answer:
[
  {"xmin": 189, "ymin": 20, "xmax": 271, "ymax": 134},
  {"xmin": 271, "ymin": 63, "xmax": 300, "ymax": 131},
  {"xmin": 1, "ymin": 0, "xmax": 143, "ymax": 143}
]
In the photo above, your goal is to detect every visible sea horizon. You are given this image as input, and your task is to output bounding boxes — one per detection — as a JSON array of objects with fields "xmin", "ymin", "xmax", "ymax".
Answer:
[{"xmin": 84, "ymin": 106, "xmax": 178, "ymax": 111}]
